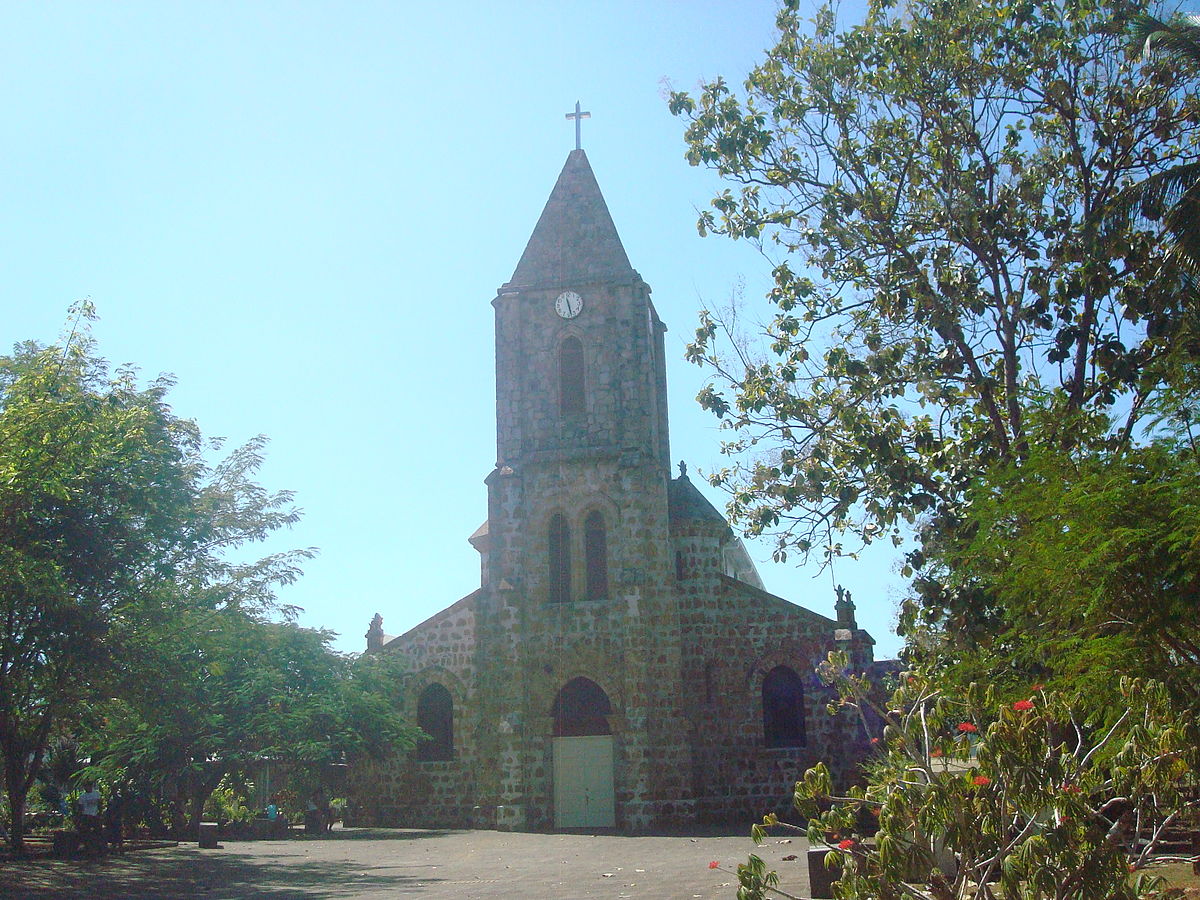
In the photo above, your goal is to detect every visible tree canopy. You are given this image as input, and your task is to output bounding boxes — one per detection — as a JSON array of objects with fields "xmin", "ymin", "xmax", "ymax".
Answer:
[
  {"xmin": 90, "ymin": 609, "xmax": 416, "ymax": 833},
  {"xmin": 1108, "ymin": 11, "xmax": 1200, "ymax": 286},
  {"xmin": 0, "ymin": 305, "xmax": 380, "ymax": 850},
  {"xmin": 669, "ymin": 0, "xmax": 1200, "ymax": 565}
]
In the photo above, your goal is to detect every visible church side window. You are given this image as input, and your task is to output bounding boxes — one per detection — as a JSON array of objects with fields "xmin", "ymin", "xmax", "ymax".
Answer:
[
  {"xmin": 416, "ymin": 683, "xmax": 454, "ymax": 761},
  {"xmin": 584, "ymin": 510, "xmax": 608, "ymax": 600},
  {"xmin": 762, "ymin": 665, "xmax": 807, "ymax": 748},
  {"xmin": 549, "ymin": 513, "xmax": 571, "ymax": 603},
  {"xmin": 559, "ymin": 336, "xmax": 585, "ymax": 417}
]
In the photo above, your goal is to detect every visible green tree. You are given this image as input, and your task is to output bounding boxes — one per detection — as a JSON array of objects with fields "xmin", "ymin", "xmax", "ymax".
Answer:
[
  {"xmin": 906, "ymin": 423, "xmax": 1200, "ymax": 717},
  {"xmin": 750, "ymin": 662, "xmax": 1199, "ymax": 900},
  {"xmin": 1107, "ymin": 12, "xmax": 1200, "ymax": 287},
  {"xmin": 0, "ymin": 307, "xmax": 307, "ymax": 852},
  {"xmin": 668, "ymin": 0, "xmax": 1200, "ymax": 579},
  {"xmin": 90, "ymin": 610, "xmax": 416, "ymax": 834}
]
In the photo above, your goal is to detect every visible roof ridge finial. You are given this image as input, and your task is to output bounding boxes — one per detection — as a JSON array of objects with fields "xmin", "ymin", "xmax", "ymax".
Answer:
[
  {"xmin": 678, "ymin": 460, "xmax": 688, "ymax": 478},
  {"xmin": 565, "ymin": 100, "xmax": 591, "ymax": 151}
]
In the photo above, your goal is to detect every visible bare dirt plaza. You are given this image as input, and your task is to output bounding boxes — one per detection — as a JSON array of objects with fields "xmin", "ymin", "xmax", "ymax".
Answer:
[{"xmin": 0, "ymin": 827, "xmax": 812, "ymax": 899}]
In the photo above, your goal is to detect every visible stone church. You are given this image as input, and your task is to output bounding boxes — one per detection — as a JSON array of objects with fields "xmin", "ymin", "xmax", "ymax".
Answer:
[{"xmin": 346, "ymin": 148, "xmax": 885, "ymax": 832}]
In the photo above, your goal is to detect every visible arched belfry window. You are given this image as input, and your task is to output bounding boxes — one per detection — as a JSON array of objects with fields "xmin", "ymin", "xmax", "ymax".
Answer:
[
  {"xmin": 559, "ymin": 336, "xmax": 585, "ymax": 417},
  {"xmin": 762, "ymin": 666, "xmax": 807, "ymax": 748},
  {"xmin": 416, "ymin": 683, "xmax": 454, "ymax": 761},
  {"xmin": 549, "ymin": 513, "xmax": 571, "ymax": 603},
  {"xmin": 552, "ymin": 677, "xmax": 613, "ymax": 736},
  {"xmin": 584, "ymin": 510, "xmax": 608, "ymax": 600}
]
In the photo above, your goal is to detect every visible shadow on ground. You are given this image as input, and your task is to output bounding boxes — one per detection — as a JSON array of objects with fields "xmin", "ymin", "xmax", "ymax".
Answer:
[
  {"xmin": 0, "ymin": 839, "xmax": 455, "ymax": 899},
  {"xmin": 307, "ymin": 828, "xmax": 460, "ymax": 842},
  {"xmin": 0, "ymin": 826, "xmax": 769, "ymax": 899}
]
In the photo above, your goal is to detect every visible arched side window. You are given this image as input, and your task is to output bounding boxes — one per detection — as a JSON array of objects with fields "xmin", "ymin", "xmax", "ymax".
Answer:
[
  {"xmin": 762, "ymin": 665, "xmax": 807, "ymax": 748},
  {"xmin": 584, "ymin": 510, "xmax": 608, "ymax": 600},
  {"xmin": 552, "ymin": 676, "xmax": 613, "ymax": 736},
  {"xmin": 416, "ymin": 683, "xmax": 454, "ymax": 761},
  {"xmin": 559, "ymin": 336, "xmax": 585, "ymax": 417},
  {"xmin": 549, "ymin": 513, "xmax": 571, "ymax": 603}
]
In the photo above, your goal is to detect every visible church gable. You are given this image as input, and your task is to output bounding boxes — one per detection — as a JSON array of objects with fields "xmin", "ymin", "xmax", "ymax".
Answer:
[
  {"xmin": 381, "ymin": 589, "xmax": 481, "ymax": 676},
  {"xmin": 715, "ymin": 574, "xmax": 838, "ymax": 629}
]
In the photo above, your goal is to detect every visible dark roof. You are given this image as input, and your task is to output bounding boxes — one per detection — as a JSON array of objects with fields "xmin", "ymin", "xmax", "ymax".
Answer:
[
  {"xmin": 668, "ymin": 473, "xmax": 729, "ymax": 526},
  {"xmin": 506, "ymin": 150, "xmax": 635, "ymax": 289}
]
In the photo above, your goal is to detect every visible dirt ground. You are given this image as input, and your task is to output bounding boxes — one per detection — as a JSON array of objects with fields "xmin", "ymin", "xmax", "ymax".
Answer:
[{"xmin": 0, "ymin": 827, "xmax": 814, "ymax": 899}]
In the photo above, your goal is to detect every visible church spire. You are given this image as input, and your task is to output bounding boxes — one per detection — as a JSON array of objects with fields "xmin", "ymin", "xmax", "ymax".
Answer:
[{"xmin": 506, "ymin": 150, "xmax": 635, "ymax": 290}]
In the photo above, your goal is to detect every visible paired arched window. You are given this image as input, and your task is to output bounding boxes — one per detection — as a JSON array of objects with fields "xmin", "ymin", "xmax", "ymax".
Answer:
[
  {"xmin": 552, "ymin": 677, "xmax": 613, "ymax": 736},
  {"xmin": 549, "ymin": 513, "xmax": 571, "ymax": 603},
  {"xmin": 548, "ymin": 510, "xmax": 609, "ymax": 602},
  {"xmin": 584, "ymin": 510, "xmax": 608, "ymax": 600},
  {"xmin": 762, "ymin": 666, "xmax": 807, "ymax": 748},
  {"xmin": 559, "ymin": 336, "xmax": 585, "ymax": 417},
  {"xmin": 416, "ymin": 683, "xmax": 454, "ymax": 761}
]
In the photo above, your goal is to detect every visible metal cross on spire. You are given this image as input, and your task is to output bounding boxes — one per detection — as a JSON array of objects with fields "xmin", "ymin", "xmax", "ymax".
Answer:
[{"xmin": 565, "ymin": 100, "xmax": 591, "ymax": 150}]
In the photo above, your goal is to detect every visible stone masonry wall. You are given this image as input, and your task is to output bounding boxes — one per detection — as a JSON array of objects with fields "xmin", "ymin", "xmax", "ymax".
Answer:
[
  {"xmin": 674, "ymin": 529, "xmax": 873, "ymax": 824},
  {"xmin": 480, "ymin": 451, "xmax": 691, "ymax": 831},
  {"xmin": 345, "ymin": 593, "xmax": 480, "ymax": 829}
]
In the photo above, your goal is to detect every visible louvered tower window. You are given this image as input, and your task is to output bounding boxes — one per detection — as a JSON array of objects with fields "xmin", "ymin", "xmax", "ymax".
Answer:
[
  {"xmin": 549, "ymin": 513, "xmax": 570, "ymax": 603},
  {"xmin": 559, "ymin": 337, "xmax": 585, "ymax": 417},
  {"xmin": 584, "ymin": 510, "xmax": 608, "ymax": 600}
]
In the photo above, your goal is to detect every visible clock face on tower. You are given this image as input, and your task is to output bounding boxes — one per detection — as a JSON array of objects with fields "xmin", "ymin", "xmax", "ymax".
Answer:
[{"xmin": 555, "ymin": 290, "xmax": 583, "ymax": 319}]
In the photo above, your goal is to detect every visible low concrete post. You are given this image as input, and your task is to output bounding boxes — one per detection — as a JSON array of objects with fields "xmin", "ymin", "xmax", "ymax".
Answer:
[
  {"xmin": 807, "ymin": 847, "xmax": 841, "ymax": 898},
  {"xmin": 198, "ymin": 822, "xmax": 220, "ymax": 849}
]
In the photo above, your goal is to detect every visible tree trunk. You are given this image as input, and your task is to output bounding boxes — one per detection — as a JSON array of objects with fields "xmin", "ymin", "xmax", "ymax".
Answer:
[
  {"xmin": 2, "ymin": 727, "xmax": 42, "ymax": 857},
  {"xmin": 186, "ymin": 769, "xmax": 226, "ymax": 836},
  {"xmin": 6, "ymin": 781, "xmax": 27, "ymax": 856},
  {"xmin": 187, "ymin": 789, "xmax": 206, "ymax": 837},
  {"xmin": 3, "ymin": 749, "xmax": 30, "ymax": 856},
  {"xmin": 170, "ymin": 784, "xmax": 189, "ymax": 838}
]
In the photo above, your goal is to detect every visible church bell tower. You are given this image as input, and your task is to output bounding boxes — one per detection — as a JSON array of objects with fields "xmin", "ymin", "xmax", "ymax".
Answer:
[
  {"xmin": 487, "ymin": 148, "xmax": 673, "ymax": 602},
  {"xmin": 473, "ymin": 147, "xmax": 693, "ymax": 830}
]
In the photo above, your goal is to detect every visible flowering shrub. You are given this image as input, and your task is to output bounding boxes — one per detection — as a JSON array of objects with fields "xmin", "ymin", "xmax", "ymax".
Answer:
[{"xmin": 743, "ymin": 654, "xmax": 1198, "ymax": 900}]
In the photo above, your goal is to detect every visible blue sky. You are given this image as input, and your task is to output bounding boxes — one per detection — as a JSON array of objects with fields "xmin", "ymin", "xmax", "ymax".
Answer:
[{"xmin": 2, "ymin": 0, "xmax": 903, "ymax": 658}]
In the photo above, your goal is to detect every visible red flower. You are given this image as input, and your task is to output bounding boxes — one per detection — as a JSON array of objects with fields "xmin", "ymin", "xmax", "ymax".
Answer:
[
  {"xmin": 870, "ymin": 737, "xmax": 880, "ymax": 744},
  {"xmin": 838, "ymin": 839, "xmax": 854, "ymax": 850},
  {"xmin": 957, "ymin": 722, "xmax": 978, "ymax": 733},
  {"xmin": 973, "ymin": 775, "xmax": 992, "ymax": 786},
  {"xmin": 1031, "ymin": 684, "xmax": 1045, "ymax": 691},
  {"xmin": 1061, "ymin": 784, "xmax": 1081, "ymax": 794},
  {"xmin": 930, "ymin": 748, "xmax": 944, "ymax": 758},
  {"xmin": 708, "ymin": 861, "xmax": 720, "ymax": 869},
  {"xmin": 1013, "ymin": 699, "xmax": 1035, "ymax": 711},
  {"xmin": 871, "ymin": 806, "xmax": 882, "ymax": 817}
]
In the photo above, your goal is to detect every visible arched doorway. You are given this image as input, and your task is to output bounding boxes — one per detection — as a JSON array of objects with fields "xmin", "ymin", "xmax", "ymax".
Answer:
[{"xmin": 551, "ymin": 677, "xmax": 615, "ymax": 828}]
